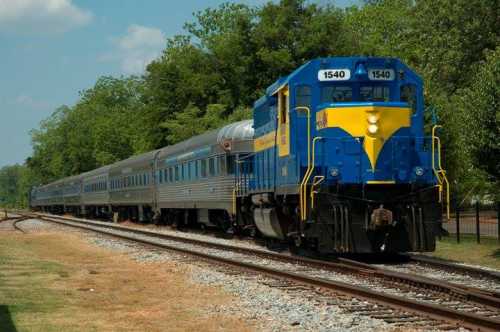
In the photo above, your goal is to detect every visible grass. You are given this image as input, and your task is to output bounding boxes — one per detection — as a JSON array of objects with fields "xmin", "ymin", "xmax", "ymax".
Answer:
[
  {"xmin": 0, "ymin": 231, "xmax": 254, "ymax": 332},
  {"xmin": 0, "ymin": 236, "xmax": 68, "ymax": 332},
  {"xmin": 431, "ymin": 235, "xmax": 500, "ymax": 270}
]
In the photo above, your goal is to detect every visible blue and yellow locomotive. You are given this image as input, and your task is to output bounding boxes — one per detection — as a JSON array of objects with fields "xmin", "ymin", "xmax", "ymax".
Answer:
[
  {"xmin": 236, "ymin": 57, "xmax": 449, "ymax": 254},
  {"xmin": 31, "ymin": 56, "xmax": 449, "ymax": 255}
]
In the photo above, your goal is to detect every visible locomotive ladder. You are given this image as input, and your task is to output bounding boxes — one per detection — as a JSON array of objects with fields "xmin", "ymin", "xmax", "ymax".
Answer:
[{"xmin": 432, "ymin": 125, "xmax": 450, "ymax": 220}]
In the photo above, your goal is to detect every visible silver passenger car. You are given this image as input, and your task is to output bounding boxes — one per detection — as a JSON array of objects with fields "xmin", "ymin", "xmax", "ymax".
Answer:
[
  {"xmin": 62, "ymin": 174, "xmax": 83, "ymax": 212},
  {"xmin": 31, "ymin": 179, "xmax": 65, "ymax": 212},
  {"xmin": 108, "ymin": 150, "xmax": 159, "ymax": 220},
  {"xmin": 155, "ymin": 120, "xmax": 253, "ymax": 225},
  {"xmin": 81, "ymin": 165, "xmax": 110, "ymax": 216},
  {"xmin": 30, "ymin": 120, "xmax": 254, "ymax": 227}
]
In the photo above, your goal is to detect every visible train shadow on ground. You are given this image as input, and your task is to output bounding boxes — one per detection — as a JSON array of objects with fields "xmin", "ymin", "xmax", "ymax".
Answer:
[{"xmin": 0, "ymin": 305, "xmax": 18, "ymax": 332}]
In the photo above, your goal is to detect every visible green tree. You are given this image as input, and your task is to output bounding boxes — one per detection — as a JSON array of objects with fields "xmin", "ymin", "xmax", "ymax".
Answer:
[
  {"xmin": 0, "ymin": 165, "xmax": 31, "ymax": 208},
  {"xmin": 453, "ymin": 47, "xmax": 500, "ymax": 198},
  {"xmin": 29, "ymin": 77, "xmax": 147, "ymax": 183}
]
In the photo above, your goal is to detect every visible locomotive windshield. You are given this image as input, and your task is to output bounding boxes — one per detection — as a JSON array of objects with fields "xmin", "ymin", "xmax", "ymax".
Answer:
[
  {"xmin": 320, "ymin": 84, "xmax": 390, "ymax": 103},
  {"xmin": 359, "ymin": 85, "xmax": 390, "ymax": 102},
  {"xmin": 321, "ymin": 86, "xmax": 352, "ymax": 103}
]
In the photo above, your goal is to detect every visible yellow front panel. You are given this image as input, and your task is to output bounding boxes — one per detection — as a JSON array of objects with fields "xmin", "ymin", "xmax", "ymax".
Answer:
[{"xmin": 316, "ymin": 106, "xmax": 411, "ymax": 170}]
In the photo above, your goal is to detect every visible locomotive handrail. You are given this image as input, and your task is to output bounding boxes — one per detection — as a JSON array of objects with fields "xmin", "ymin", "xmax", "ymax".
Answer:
[
  {"xmin": 310, "ymin": 175, "xmax": 325, "ymax": 210},
  {"xmin": 432, "ymin": 125, "xmax": 443, "ymax": 171},
  {"xmin": 432, "ymin": 125, "xmax": 450, "ymax": 220},
  {"xmin": 301, "ymin": 136, "xmax": 323, "ymax": 221},
  {"xmin": 295, "ymin": 106, "xmax": 311, "ymax": 221}
]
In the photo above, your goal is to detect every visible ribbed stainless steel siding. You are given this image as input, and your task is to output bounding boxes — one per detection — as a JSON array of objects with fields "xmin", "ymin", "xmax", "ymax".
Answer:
[
  {"xmin": 63, "ymin": 194, "xmax": 81, "ymax": 206},
  {"xmin": 157, "ymin": 175, "xmax": 235, "ymax": 210},
  {"xmin": 81, "ymin": 191, "xmax": 110, "ymax": 206},
  {"xmin": 109, "ymin": 187, "xmax": 154, "ymax": 206}
]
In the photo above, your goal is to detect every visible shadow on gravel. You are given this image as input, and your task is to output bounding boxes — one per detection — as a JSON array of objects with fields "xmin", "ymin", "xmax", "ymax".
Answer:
[{"xmin": 0, "ymin": 305, "xmax": 17, "ymax": 332}]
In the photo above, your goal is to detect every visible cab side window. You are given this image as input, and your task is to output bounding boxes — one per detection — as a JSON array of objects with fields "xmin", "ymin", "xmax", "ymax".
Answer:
[
  {"xmin": 295, "ymin": 85, "xmax": 311, "ymax": 114},
  {"xmin": 279, "ymin": 90, "xmax": 288, "ymax": 124},
  {"xmin": 400, "ymin": 84, "xmax": 417, "ymax": 113}
]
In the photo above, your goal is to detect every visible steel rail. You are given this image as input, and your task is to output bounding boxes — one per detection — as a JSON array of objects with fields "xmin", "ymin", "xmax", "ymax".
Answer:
[
  {"xmin": 408, "ymin": 254, "xmax": 500, "ymax": 283},
  {"xmin": 31, "ymin": 213, "xmax": 500, "ymax": 332},
  {"xmin": 337, "ymin": 257, "xmax": 500, "ymax": 308},
  {"xmin": 32, "ymin": 212, "xmax": 500, "ymax": 310},
  {"xmin": 1, "ymin": 215, "xmax": 29, "ymax": 232},
  {"xmin": 12, "ymin": 217, "xmax": 29, "ymax": 233}
]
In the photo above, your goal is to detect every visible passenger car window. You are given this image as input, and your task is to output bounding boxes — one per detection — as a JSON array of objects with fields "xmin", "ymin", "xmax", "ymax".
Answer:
[
  {"xmin": 219, "ymin": 155, "xmax": 226, "ymax": 174},
  {"xmin": 201, "ymin": 159, "xmax": 207, "ymax": 178},
  {"xmin": 209, "ymin": 158, "xmax": 215, "ymax": 176},
  {"xmin": 321, "ymin": 86, "xmax": 352, "ymax": 103},
  {"xmin": 227, "ymin": 155, "xmax": 235, "ymax": 175}
]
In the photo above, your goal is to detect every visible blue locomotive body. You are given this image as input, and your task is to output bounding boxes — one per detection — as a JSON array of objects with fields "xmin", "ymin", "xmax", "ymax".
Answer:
[
  {"xmin": 250, "ymin": 57, "xmax": 433, "ymax": 190},
  {"xmin": 238, "ymin": 57, "xmax": 446, "ymax": 253}
]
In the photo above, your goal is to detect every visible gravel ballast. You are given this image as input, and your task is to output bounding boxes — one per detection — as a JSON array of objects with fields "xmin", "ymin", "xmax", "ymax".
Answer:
[{"xmin": 28, "ymin": 217, "xmax": 484, "ymax": 331}]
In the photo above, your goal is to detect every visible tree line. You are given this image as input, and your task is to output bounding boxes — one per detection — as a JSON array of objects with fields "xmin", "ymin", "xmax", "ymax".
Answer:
[{"xmin": 0, "ymin": 0, "xmax": 498, "ymax": 207}]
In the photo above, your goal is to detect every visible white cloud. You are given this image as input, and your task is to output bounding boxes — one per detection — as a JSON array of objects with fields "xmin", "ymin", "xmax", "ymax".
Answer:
[
  {"xmin": 14, "ymin": 94, "xmax": 51, "ymax": 111},
  {"xmin": 0, "ymin": 0, "xmax": 92, "ymax": 33},
  {"xmin": 108, "ymin": 24, "xmax": 165, "ymax": 74}
]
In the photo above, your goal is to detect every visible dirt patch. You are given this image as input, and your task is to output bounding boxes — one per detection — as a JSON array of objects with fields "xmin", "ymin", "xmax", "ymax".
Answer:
[{"xmin": 0, "ymin": 230, "xmax": 255, "ymax": 331}]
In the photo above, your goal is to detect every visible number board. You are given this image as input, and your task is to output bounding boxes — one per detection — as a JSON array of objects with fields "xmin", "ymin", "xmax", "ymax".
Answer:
[
  {"xmin": 318, "ymin": 69, "xmax": 351, "ymax": 81},
  {"xmin": 368, "ymin": 69, "xmax": 395, "ymax": 81}
]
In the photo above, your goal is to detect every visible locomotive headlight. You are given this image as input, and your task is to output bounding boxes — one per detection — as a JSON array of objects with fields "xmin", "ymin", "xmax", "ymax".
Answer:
[
  {"xmin": 367, "ymin": 124, "xmax": 378, "ymax": 134},
  {"xmin": 415, "ymin": 167, "xmax": 424, "ymax": 176},
  {"xmin": 367, "ymin": 114, "xmax": 378, "ymax": 124}
]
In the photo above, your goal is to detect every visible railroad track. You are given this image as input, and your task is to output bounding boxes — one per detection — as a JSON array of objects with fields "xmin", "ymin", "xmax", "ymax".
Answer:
[
  {"xmin": 408, "ymin": 254, "xmax": 500, "ymax": 283},
  {"xmin": 21, "ymin": 212, "xmax": 500, "ymax": 331},
  {"xmin": 0, "ymin": 215, "xmax": 29, "ymax": 233}
]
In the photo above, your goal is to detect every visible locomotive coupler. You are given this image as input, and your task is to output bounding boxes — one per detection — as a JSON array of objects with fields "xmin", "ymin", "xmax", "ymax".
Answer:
[
  {"xmin": 369, "ymin": 204, "xmax": 396, "ymax": 252},
  {"xmin": 370, "ymin": 204, "xmax": 393, "ymax": 229}
]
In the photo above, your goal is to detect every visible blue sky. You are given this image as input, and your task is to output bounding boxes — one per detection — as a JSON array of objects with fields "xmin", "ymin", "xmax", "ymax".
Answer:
[{"xmin": 0, "ymin": 0, "xmax": 356, "ymax": 168}]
